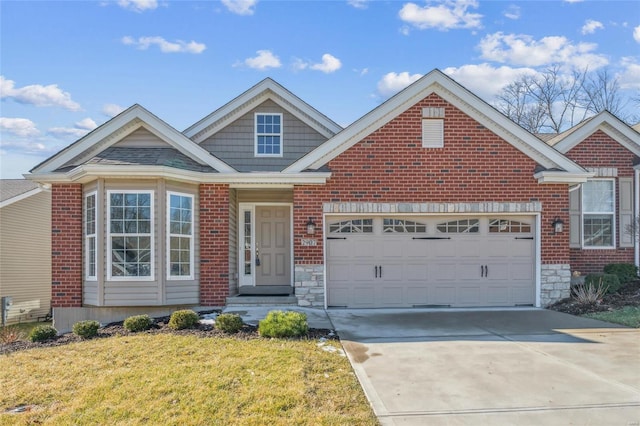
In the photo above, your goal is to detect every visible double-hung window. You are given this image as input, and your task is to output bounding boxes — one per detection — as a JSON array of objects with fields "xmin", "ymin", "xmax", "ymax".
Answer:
[
  {"xmin": 108, "ymin": 191, "xmax": 153, "ymax": 279},
  {"xmin": 85, "ymin": 192, "xmax": 97, "ymax": 280},
  {"xmin": 255, "ymin": 113, "xmax": 282, "ymax": 156},
  {"xmin": 582, "ymin": 179, "xmax": 615, "ymax": 248},
  {"xmin": 167, "ymin": 192, "xmax": 194, "ymax": 279}
]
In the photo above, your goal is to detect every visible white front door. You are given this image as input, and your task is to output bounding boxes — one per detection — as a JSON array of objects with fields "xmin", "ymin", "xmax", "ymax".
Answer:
[{"xmin": 239, "ymin": 204, "xmax": 292, "ymax": 287}]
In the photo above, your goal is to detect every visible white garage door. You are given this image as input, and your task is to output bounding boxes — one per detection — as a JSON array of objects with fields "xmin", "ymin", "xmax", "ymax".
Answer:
[{"xmin": 326, "ymin": 216, "xmax": 536, "ymax": 308}]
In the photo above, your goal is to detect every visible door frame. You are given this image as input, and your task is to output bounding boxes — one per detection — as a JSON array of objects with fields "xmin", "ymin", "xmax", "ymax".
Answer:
[
  {"xmin": 238, "ymin": 202, "xmax": 294, "ymax": 287},
  {"xmin": 323, "ymin": 212, "xmax": 542, "ymax": 308}
]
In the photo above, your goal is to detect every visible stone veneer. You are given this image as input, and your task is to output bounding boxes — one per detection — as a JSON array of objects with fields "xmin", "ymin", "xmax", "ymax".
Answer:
[
  {"xmin": 540, "ymin": 264, "xmax": 571, "ymax": 307},
  {"xmin": 294, "ymin": 265, "xmax": 325, "ymax": 307}
]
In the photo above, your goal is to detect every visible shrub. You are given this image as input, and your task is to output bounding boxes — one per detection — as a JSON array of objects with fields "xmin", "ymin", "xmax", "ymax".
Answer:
[
  {"xmin": 572, "ymin": 280, "xmax": 608, "ymax": 304},
  {"xmin": 603, "ymin": 263, "xmax": 638, "ymax": 285},
  {"xmin": 258, "ymin": 310, "xmax": 308, "ymax": 338},
  {"xmin": 124, "ymin": 314, "xmax": 153, "ymax": 332},
  {"xmin": 0, "ymin": 325, "xmax": 24, "ymax": 344},
  {"xmin": 215, "ymin": 313, "xmax": 244, "ymax": 334},
  {"xmin": 585, "ymin": 273, "xmax": 621, "ymax": 295},
  {"xmin": 168, "ymin": 310, "xmax": 199, "ymax": 330},
  {"xmin": 73, "ymin": 320, "xmax": 100, "ymax": 339},
  {"xmin": 28, "ymin": 325, "xmax": 58, "ymax": 342}
]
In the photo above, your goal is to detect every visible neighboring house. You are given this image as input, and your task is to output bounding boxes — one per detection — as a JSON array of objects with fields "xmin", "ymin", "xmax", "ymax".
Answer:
[
  {"xmin": 0, "ymin": 179, "xmax": 51, "ymax": 325},
  {"xmin": 25, "ymin": 70, "xmax": 640, "ymax": 329}
]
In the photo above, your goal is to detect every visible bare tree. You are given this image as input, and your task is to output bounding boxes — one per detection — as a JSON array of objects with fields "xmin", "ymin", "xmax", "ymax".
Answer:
[{"xmin": 495, "ymin": 66, "xmax": 630, "ymax": 133}]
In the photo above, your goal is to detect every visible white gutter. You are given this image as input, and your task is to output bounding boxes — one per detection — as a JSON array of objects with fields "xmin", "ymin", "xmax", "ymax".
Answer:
[
  {"xmin": 25, "ymin": 165, "xmax": 331, "ymax": 186},
  {"xmin": 533, "ymin": 171, "xmax": 594, "ymax": 184}
]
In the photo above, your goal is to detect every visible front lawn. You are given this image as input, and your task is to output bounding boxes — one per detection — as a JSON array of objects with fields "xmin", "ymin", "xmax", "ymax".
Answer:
[
  {"xmin": 583, "ymin": 306, "xmax": 640, "ymax": 328},
  {"xmin": 0, "ymin": 334, "xmax": 377, "ymax": 425}
]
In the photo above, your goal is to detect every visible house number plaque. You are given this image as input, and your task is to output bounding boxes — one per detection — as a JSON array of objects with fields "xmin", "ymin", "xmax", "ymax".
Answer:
[{"xmin": 301, "ymin": 239, "xmax": 317, "ymax": 246}]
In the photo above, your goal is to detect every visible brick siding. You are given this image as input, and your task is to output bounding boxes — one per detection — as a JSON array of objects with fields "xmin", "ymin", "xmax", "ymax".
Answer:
[
  {"xmin": 199, "ymin": 183, "xmax": 230, "ymax": 305},
  {"xmin": 294, "ymin": 93, "xmax": 570, "ymax": 265},
  {"xmin": 566, "ymin": 130, "xmax": 637, "ymax": 273},
  {"xmin": 51, "ymin": 184, "xmax": 83, "ymax": 308}
]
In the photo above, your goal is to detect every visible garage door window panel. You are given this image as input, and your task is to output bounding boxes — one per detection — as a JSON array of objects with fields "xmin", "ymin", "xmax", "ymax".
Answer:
[
  {"xmin": 437, "ymin": 219, "xmax": 479, "ymax": 233},
  {"xmin": 489, "ymin": 219, "xmax": 531, "ymax": 233},
  {"xmin": 329, "ymin": 219, "xmax": 373, "ymax": 233},
  {"xmin": 383, "ymin": 219, "xmax": 427, "ymax": 233},
  {"xmin": 582, "ymin": 179, "xmax": 615, "ymax": 248}
]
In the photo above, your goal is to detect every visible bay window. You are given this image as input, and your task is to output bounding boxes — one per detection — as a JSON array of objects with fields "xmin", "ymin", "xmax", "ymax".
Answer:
[
  {"xmin": 167, "ymin": 192, "xmax": 194, "ymax": 279},
  {"xmin": 108, "ymin": 191, "xmax": 154, "ymax": 279}
]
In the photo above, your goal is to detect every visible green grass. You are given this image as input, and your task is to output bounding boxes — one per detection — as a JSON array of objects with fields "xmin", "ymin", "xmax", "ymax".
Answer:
[
  {"xmin": 583, "ymin": 306, "xmax": 640, "ymax": 328},
  {"xmin": 0, "ymin": 334, "xmax": 378, "ymax": 425}
]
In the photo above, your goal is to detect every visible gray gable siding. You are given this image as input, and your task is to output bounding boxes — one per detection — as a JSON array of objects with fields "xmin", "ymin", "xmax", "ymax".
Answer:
[{"xmin": 200, "ymin": 100, "xmax": 328, "ymax": 172}]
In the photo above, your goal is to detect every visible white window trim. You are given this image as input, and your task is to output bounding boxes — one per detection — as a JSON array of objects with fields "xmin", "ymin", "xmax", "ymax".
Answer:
[
  {"xmin": 85, "ymin": 191, "xmax": 97, "ymax": 281},
  {"xmin": 581, "ymin": 178, "xmax": 616, "ymax": 249},
  {"xmin": 107, "ymin": 190, "xmax": 155, "ymax": 281},
  {"xmin": 166, "ymin": 191, "xmax": 195, "ymax": 280},
  {"xmin": 254, "ymin": 112, "xmax": 283, "ymax": 157}
]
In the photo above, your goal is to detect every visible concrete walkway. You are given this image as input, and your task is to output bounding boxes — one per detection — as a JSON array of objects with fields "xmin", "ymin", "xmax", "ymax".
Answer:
[{"xmin": 327, "ymin": 308, "xmax": 640, "ymax": 426}]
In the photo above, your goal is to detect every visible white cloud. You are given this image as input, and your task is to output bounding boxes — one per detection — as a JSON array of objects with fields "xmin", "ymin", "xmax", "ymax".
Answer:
[
  {"xmin": 48, "ymin": 117, "xmax": 98, "ymax": 139},
  {"xmin": 443, "ymin": 63, "xmax": 537, "ymax": 100},
  {"xmin": 102, "ymin": 103, "xmax": 126, "ymax": 117},
  {"xmin": 398, "ymin": 0, "xmax": 482, "ymax": 31},
  {"xmin": 377, "ymin": 71, "xmax": 423, "ymax": 98},
  {"xmin": 478, "ymin": 32, "xmax": 609, "ymax": 69},
  {"xmin": 0, "ymin": 76, "xmax": 81, "ymax": 111},
  {"xmin": 634, "ymin": 25, "xmax": 640, "ymax": 43},
  {"xmin": 117, "ymin": 0, "xmax": 158, "ymax": 12},
  {"xmin": 348, "ymin": 0, "xmax": 368, "ymax": 9},
  {"xmin": 581, "ymin": 19, "xmax": 604, "ymax": 35},
  {"xmin": 242, "ymin": 50, "xmax": 281, "ymax": 70},
  {"xmin": 0, "ymin": 117, "xmax": 40, "ymax": 138},
  {"xmin": 503, "ymin": 5, "xmax": 520, "ymax": 20},
  {"xmin": 295, "ymin": 54, "xmax": 342, "ymax": 73},
  {"xmin": 222, "ymin": 0, "xmax": 257, "ymax": 15},
  {"xmin": 122, "ymin": 36, "xmax": 206, "ymax": 54},
  {"xmin": 563, "ymin": 0, "xmax": 583, "ymax": 3},
  {"xmin": 619, "ymin": 57, "xmax": 640, "ymax": 90}
]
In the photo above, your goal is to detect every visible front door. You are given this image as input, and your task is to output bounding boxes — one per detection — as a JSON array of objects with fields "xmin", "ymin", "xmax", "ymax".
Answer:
[{"xmin": 255, "ymin": 206, "xmax": 291, "ymax": 286}]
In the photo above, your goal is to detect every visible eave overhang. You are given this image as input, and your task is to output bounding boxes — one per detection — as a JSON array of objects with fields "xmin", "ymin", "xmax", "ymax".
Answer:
[
  {"xmin": 533, "ymin": 170, "xmax": 594, "ymax": 184},
  {"xmin": 25, "ymin": 165, "xmax": 331, "ymax": 186}
]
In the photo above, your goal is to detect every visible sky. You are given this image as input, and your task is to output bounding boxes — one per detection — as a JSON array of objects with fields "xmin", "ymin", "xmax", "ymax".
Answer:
[{"xmin": 1, "ymin": 0, "xmax": 639, "ymax": 179}]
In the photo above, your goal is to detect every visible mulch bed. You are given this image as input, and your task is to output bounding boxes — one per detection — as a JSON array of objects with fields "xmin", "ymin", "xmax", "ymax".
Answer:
[
  {"xmin": 548, "ymin": 281, "xmax": 640, "ymax": 316},
  {"xmin": 0, "ymin": 311, "xmax": 337, "ymax": 356}
]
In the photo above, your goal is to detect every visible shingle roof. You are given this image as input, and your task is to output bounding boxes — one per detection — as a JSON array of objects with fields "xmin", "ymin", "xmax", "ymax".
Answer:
[
  {"xmin": 0, "ymin": 179, "xmax": 40, "ymax": 203},
  {"xmin": 80, "ymin": 147, "xmax": 218, "ymax": 173}
]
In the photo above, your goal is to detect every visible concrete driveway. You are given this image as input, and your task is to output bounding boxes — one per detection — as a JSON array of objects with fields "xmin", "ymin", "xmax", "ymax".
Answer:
[{"xmin": 327, "ymin": 309, "xmax": 640, "ymax": 425}]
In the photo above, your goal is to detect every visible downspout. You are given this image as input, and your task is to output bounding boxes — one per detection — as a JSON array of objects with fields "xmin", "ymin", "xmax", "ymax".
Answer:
[{"xmin": 633, "ymin": 166, "xmax": 640, "ymax": 267}]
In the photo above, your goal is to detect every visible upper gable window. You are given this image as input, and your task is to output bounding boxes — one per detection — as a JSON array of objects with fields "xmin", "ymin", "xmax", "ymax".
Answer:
[{"xmin": 255, "ymin": 113, "xmax": 282, "ymax": 157}]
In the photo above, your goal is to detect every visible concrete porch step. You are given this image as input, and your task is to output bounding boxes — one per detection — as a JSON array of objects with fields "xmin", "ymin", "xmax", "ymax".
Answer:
[
  {"xmin": 226, "ymin": 295, "xmax": 298, "ymax": 307},
  {"xmin": 238, "ymin": 285, "xmax": 293, "ymax": 295}
]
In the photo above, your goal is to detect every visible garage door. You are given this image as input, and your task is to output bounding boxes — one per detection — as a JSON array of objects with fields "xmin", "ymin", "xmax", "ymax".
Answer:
[{"xmin": 326, "ymin": 216, "xmax": 535, "ymax": 308}]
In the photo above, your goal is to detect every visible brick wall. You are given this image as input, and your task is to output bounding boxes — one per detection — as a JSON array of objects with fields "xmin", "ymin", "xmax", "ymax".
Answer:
[
  {"xmin": 293, "ymin": 93, "xmax": 570, "ymax": 265},
  {"xmin": 199, "ymin": 184, "xmax": 230, "ymax": 305},
  {"xmin": 51, "ymin": 184, "xmax": 83, "ymax": 308},
  {"xmin": 566, "ymin": 130, "xmax": 637, "ymax": 273}
]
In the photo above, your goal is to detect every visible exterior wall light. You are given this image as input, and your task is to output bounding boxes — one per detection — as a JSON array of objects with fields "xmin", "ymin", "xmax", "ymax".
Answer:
[
  {"xmin": 306, "ymin": 217, "xmax": 316, "ymax": 235},
  {"xmin": 552, "ymin": 217, "xmax": 564, "ymax": 234}
]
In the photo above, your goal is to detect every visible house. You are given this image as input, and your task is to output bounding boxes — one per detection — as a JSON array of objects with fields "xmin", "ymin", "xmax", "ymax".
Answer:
[
  {"xmin": 25, "ymin": 70, "xmax": 640, "ymax": 329},
  {"xmin": 0, "ymin": 179, "xmax": 51, "ymax": 325}
]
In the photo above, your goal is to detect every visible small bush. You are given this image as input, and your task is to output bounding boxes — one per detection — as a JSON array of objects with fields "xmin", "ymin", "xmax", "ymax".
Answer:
[
  {"xmin": 258, "ymin": 310, "xmax": 308, "ymax": 338},
  {"xmin": 215, "ymin": 313, "xmax": 244, "ymax": 334},
  {"xmin": 603, "ymin": 263, "xmax": 638, "ymax": 285},
  {"xmin": 168, "ymin": 310, "xmax": 199, "ymax": 330},
  {"xmin": 28, "ymin": 325, "xmax": 58, "ymax": 342},
  {"xmin": 124, "ymin": 314, "xmax": 153, "ymax": 332},
  {"xmin": 573, "ymin": 280, "xmax": 608, "ymax": 304},
  {"xmin": 585, "ymin": 273, "xmax": 621, "ymax": 294},
  {"xmin": 72, "ymin": 320, "xmax": 100, "ymax": 339},
  {"xmin": 0, "ymin": 325, "xmax": 25, "ymax": 344}
]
